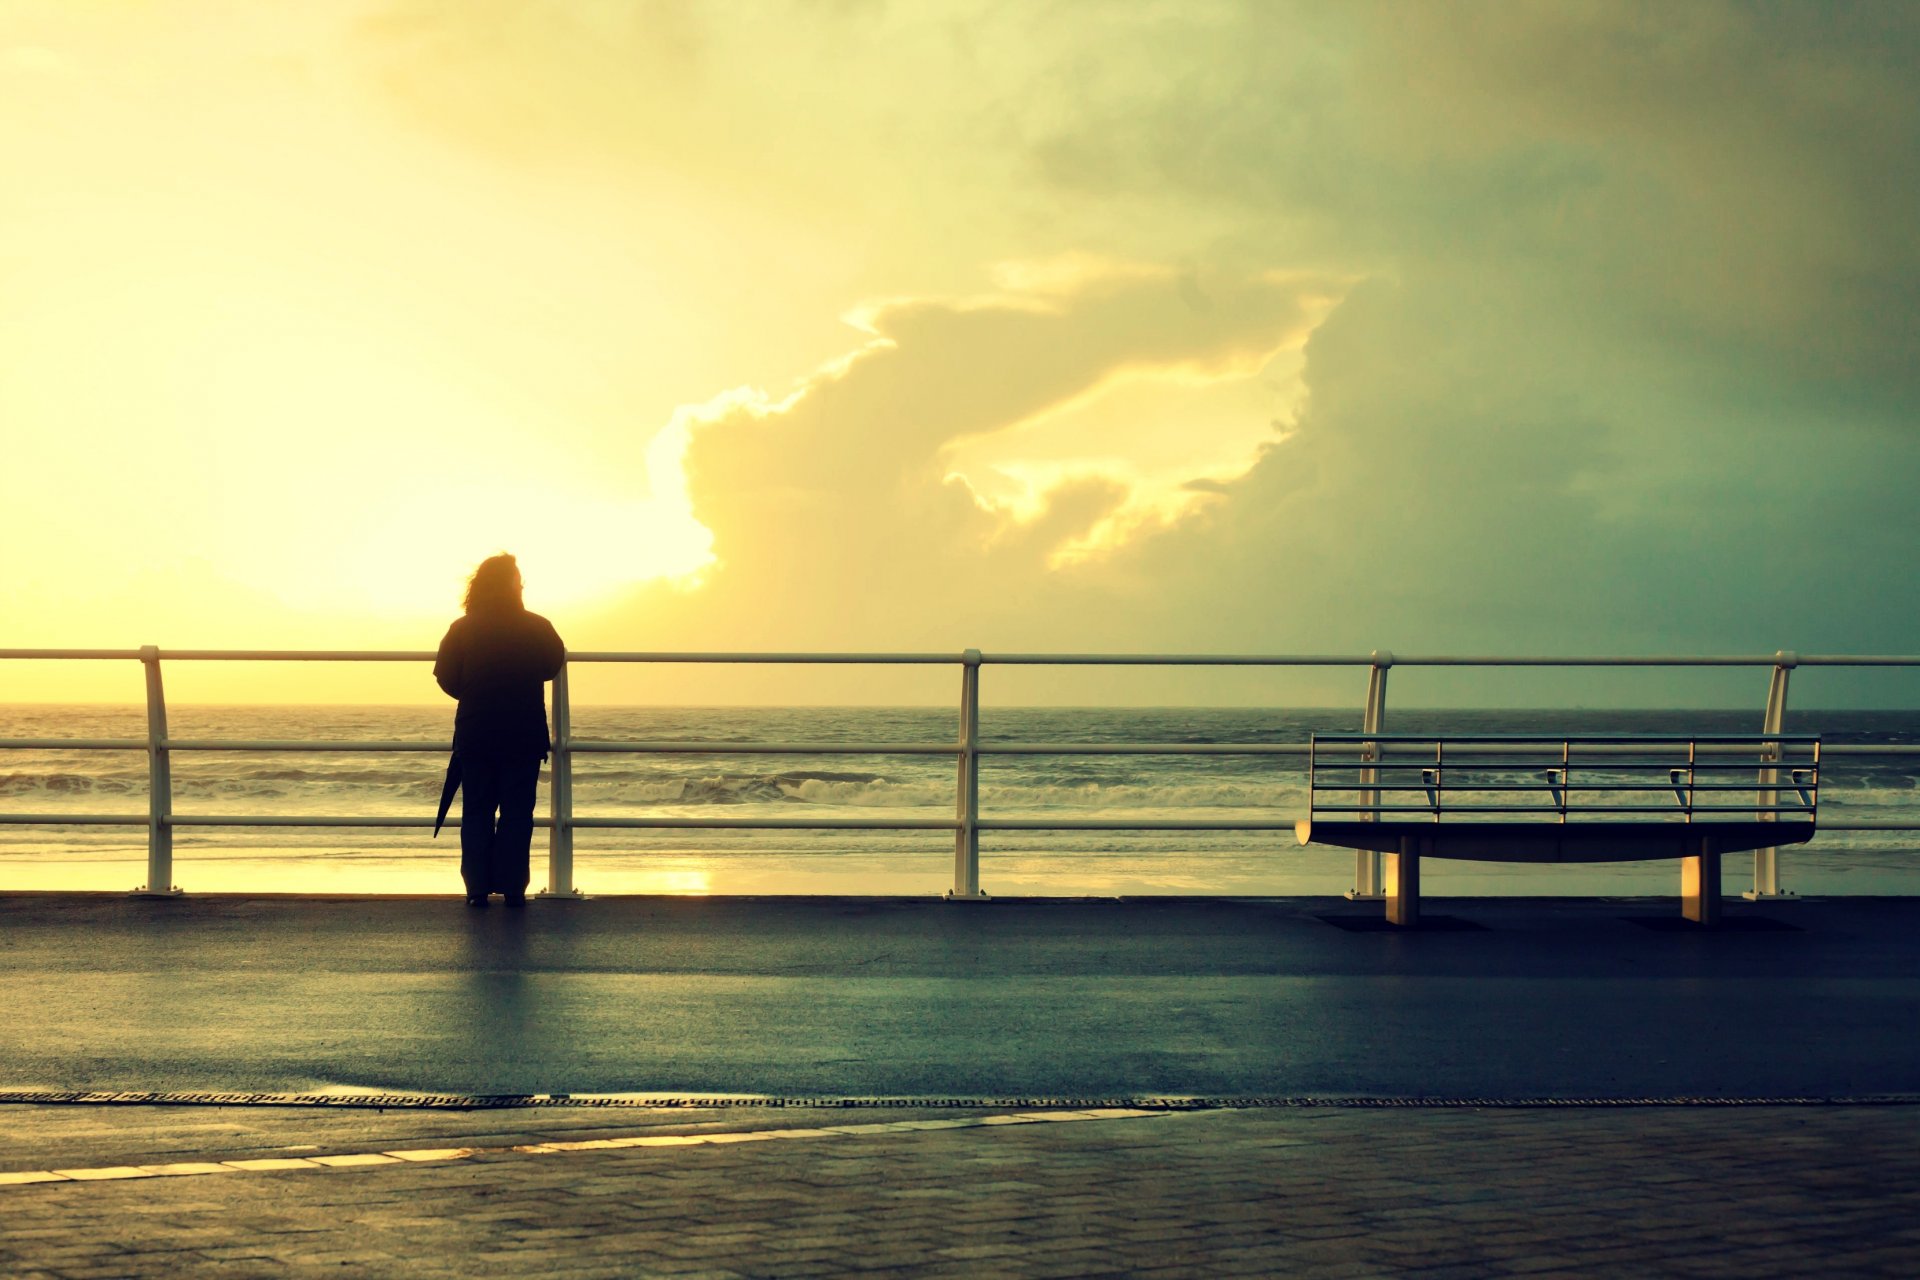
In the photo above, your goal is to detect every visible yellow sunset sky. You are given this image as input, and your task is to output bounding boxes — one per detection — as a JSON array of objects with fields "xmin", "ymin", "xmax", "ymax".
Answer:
[{"xmin": 5, "ymin": 2, "xmax": 1918, "ymax": 705}]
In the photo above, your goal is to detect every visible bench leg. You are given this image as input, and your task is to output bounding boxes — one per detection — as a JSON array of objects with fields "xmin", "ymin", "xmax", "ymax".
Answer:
[
  {"xmin": 1681, "ymin": 839, "xmax": 1721, "ymax": 926},
  {"xmin": 1385, "ymin": 836, "xmax": 1421, "ymax": 927}
]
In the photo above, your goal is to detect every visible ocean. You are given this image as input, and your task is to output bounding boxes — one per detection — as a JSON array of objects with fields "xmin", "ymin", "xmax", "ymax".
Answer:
[{"xmin": 3, "ymin": 704, "xmax": 1917, "ymax": 897}]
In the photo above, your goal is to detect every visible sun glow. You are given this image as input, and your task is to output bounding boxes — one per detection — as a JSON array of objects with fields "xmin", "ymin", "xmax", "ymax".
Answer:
[
  {"xmin": 125, "ymin": 312, "xmax": 718, "ymax": 619},
  {"xmin": 339, "ymin": 485, "xmax": 713, "ymax": 617}
]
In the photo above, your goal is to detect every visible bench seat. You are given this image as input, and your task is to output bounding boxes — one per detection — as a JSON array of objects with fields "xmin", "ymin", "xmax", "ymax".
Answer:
[{"xmin": 1297, "ymin": 819, "xmax": 1814, "ymax": 863}]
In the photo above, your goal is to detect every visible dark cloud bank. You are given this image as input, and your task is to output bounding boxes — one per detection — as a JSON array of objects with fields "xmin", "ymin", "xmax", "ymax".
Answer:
[{"xmin": 520, "ymin": 2, "xmax": 1920, "ymax": 704}]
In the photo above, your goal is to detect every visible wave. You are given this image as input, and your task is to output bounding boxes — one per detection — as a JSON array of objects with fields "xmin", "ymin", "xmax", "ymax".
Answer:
[
  {"xmin": 3, "ymin": 766, "xmax": 1911, "ymax": 815},
  {"xmin": 0, "ymin": 772, "xmax": 142, "ymax": 796},
  {"xmin": 573, "ymin": 774, "xmax": 1300, "ymax": 810},
  {"xmin": 4, "ymin": 738, "xmax": 1917, "ymax": 818},
  {"xmin": 243, "ymin": 767, "xmax": 435, "ymax": 784},
  {"xmin": 576, "ymin": 770, "xmax": 946, "ymax": 808}
]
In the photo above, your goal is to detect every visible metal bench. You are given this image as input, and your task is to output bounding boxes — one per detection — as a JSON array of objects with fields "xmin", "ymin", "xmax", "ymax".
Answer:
[{"xmin": 1296, "ymin": 734, "xmax": 1820, "ymax": 927}]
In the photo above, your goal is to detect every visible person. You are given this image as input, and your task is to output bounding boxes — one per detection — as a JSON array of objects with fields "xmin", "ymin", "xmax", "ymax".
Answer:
[{"xmin": 432, "ymin": 554, "xmax": 565, "ymax": 907}]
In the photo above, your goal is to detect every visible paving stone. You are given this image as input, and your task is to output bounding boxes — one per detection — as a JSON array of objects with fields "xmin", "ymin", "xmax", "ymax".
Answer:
[{"xmin": 9, "ymin": 1106, "xmax": 1920, "ymax": 1276}]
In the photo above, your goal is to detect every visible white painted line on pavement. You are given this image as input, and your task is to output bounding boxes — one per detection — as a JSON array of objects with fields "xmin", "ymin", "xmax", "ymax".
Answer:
[{"xmin": 0, "ymin": 1108, "xmax": 1165, "ymax": 1192}]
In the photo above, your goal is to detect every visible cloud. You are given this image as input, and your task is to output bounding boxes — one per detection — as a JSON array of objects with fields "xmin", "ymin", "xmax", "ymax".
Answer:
[
  {"xmin": 941, "ymin": 1, "xmax": 1920, "ymax": 671},
  {"xmin": 367, "ymin": 0, "xmax": 1920, "ymax": 695},
  {"xmin": 1032, "ymin": 1, "xmax": 1920, "ymax": 393},
  {"xmin": 616, "ymin": 263, "xmax": 1343, "ymax": 646}
]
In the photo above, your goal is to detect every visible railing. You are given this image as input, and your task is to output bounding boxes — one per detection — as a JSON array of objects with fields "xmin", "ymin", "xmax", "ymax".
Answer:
[
  {"xmin": 1, "ymin": 647, "xmax": 1918, "ymax": 900},
  {"xmin": 1308, "ymin": 734, "xmax": 1821, "ymax": 823}
]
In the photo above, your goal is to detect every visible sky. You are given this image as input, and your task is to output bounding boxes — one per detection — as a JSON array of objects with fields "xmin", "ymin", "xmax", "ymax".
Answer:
[{"xmin": 4, "ymin": 1, "xmax": 1918, "ymax": 708}]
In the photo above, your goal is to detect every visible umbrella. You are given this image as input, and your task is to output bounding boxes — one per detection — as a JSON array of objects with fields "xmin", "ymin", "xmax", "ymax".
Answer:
[{"xmin": 433, "ymin": 754, "xmax": 461, "ymax": 837}]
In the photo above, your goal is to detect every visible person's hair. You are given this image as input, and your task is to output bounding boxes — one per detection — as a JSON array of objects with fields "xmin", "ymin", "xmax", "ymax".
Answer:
[{"xmin": 463, "ymin": 554, "xmax": 524, "ymax": 615}]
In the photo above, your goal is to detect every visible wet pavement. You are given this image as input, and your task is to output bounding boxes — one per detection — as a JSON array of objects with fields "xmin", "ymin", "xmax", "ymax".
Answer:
[
  {"xmin": 5, "ymin": 893, "xmax": 1920, "ymax": 1275},
  {"xmin": 5, "ymin": 894, "xmax": 1920, "ymax": 1100}
]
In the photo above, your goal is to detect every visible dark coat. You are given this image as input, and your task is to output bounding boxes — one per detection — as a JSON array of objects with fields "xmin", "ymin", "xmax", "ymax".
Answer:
[
  {"xmin": 434, "ymin": 607, "xmax": 566, "ymax": 758},
  {"xmin": 432, "ymin": 608, "xmax": 565, "ymax": 836}
]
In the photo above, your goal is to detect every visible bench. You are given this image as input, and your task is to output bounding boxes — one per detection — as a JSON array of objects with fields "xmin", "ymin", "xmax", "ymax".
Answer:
[{"xmin": 1295, "ymin": 734, "xmax": 1820, "ymax": 927}]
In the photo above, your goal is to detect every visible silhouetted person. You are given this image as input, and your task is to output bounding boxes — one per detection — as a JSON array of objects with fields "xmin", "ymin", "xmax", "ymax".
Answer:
[{"xmin": 433, "ymin": 554, "xmax": 564, "ymax": 908}]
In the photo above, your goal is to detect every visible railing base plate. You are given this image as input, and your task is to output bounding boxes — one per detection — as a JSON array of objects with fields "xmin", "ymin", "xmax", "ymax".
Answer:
[
  {"xmin": 1344, "ymin": 890, "xmax": 1386, "ymax": 901},
  {"xmin": 536, "ymin": 888, "xmax": 589, "ymax": 901},
  {"xmin": 944, "ymin": 891, "xmax": 991, "ymax": 902},
  {"xmin": 1741, "ymin": 890, "xmax": 1799, "ymax": 902},
  {"xmin": 130, "ymin": 886, "xmax": 183, "ymax": 898}
]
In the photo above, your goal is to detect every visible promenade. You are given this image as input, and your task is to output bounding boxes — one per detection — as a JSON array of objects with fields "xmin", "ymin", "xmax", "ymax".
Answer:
[{"xmin": 5, "ymin": 893, "xmax": 1920, "ymax": 1276}]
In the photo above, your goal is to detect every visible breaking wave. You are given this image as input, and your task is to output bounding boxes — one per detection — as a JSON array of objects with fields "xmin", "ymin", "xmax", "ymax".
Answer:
[{"xmin": 0, "ymin": 772, "xmax": 142, "ymax": 796}]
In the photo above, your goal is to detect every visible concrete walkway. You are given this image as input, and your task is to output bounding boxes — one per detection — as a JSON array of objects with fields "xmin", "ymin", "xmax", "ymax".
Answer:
[{"xmin": 5, "ymin": 893, "xmax": 1920, "ymax": 1276}]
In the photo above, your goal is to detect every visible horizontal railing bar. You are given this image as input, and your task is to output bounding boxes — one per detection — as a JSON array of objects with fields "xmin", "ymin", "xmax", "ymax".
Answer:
[
  {"xmin": 1316, "ymin": 751, "xmax": 1816, "ymax": 759},
  {"xmin": 163, "ymin": 739, "xmax": 448, "ymax": 753},
  {"xmin": 1315, "ymin": 733, "xmax": 1820, "ymax": 743},
  {"xmin": 1315, "ymin": 747, "xmax": 1824, "ymax": 759},
  {"xmin": 1313, "ymin": 760, "xmax": 1814, "ymax": 771},
  {"xmin": 976, "ymin": 742, "xmax": 1309, "ymax": 756},
  {"xmin": 1319, "ymin": 805, "xmax": 1817, "ymax": 815},
  {"xmin": 40, "ymin": 743, "xmax": 1842, "ymax": 758},
  {"xmin": 990, "ymin": 656, "xmax": 1920, "ymax": 667},
  {"xmin": 123, "ymin": 815, "xmax": 966, "ymax": 830},
  {"xmin": 9, "ymin": 812, "xmax": 1916, "ymax": 829},
  {"xmin": 568, "ymin": 739, "xmax": 958, "ymax": 756},
  {"xmin": 139, "ymin": 651, "xmax": 436, "ymax": 662},
  {"xmin": 570, "ymin": 817, "xmax": 957, "ymax": 830},
  {"xmin": 567, "ymin": 652, "xmax": 958, "ymax": 665},
  {"xmin": 977, "ymin": 818, "xmax": 1303, "ymax": 830},
  {"xmin": 1797, "ymin": 656, "xmax": 1920, "ymax": 666},
  {"xmin": 1315, "ymin": 783, "xmax": 1817, "ymax": 794},
  {"xmin": 983, "ymin": 654, "xmax": 1377, "ymax": 666},
  {"xmin": 0, "ymin": 741, "xmax": 1895, "ymax": 759},
  {"xmin": 165, "ymin": 816, "xmax": 468, "ymax": 827},
  {"xmin": 7, "ymin": 648, "xmax": 1920, "ymax": 666},
  {"xmin": 0, "ymin": 738, "xmax": 148, "ymax": 751},
  {"xmin": 549, "ymin": 741, "xmax": 1842, "ymax": 762},
  {"xmin": 1367, "ymin": 656, "xmax": 1920, "ymax": 667}
]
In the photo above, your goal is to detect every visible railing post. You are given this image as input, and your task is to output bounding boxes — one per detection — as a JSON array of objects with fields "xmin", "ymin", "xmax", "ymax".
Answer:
[
  {"xmin": 540, "ymin": 657, "xmax": 582, "ymax": 899},
  {"xmin": 948, "ymin": 649, "xmax": 987, "ymax": 901},
  {"xmin": 134, "ymin": 645, "xmax": 179, "ymax": 896},
  {"xmin": 1746, "ymin": 650, "xmax": 1797, "ymax": 901},
  {"xmin": 1347, "ymin": 650, "xmax": 1391, "ymax": 900}
]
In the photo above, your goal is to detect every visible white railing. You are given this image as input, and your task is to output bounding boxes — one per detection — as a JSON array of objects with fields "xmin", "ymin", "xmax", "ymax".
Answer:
[{"xmin": 2, "ymin": 647, "xmax": 1918, "ymax": 900}]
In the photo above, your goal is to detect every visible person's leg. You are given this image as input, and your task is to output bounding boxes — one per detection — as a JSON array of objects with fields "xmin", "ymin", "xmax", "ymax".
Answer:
[
  {"xmin": 458, "ymin": 753, "xmax": 503, "ymax": 900},
  {"xmin": 491, "ymin": 754, "xmax": 541, "ymax": 902}
]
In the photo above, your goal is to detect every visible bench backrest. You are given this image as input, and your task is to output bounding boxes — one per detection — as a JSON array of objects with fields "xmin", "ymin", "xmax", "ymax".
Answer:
[{"xmin": 1306, "ymin": 733, "xmax": 1820, "ymax": 826}]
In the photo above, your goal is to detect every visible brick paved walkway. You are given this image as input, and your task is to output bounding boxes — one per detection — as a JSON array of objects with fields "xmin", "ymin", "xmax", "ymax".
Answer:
[{"xmin": 5, "ymin": 1103, "xmax": 1920, "ymax": 1277}]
